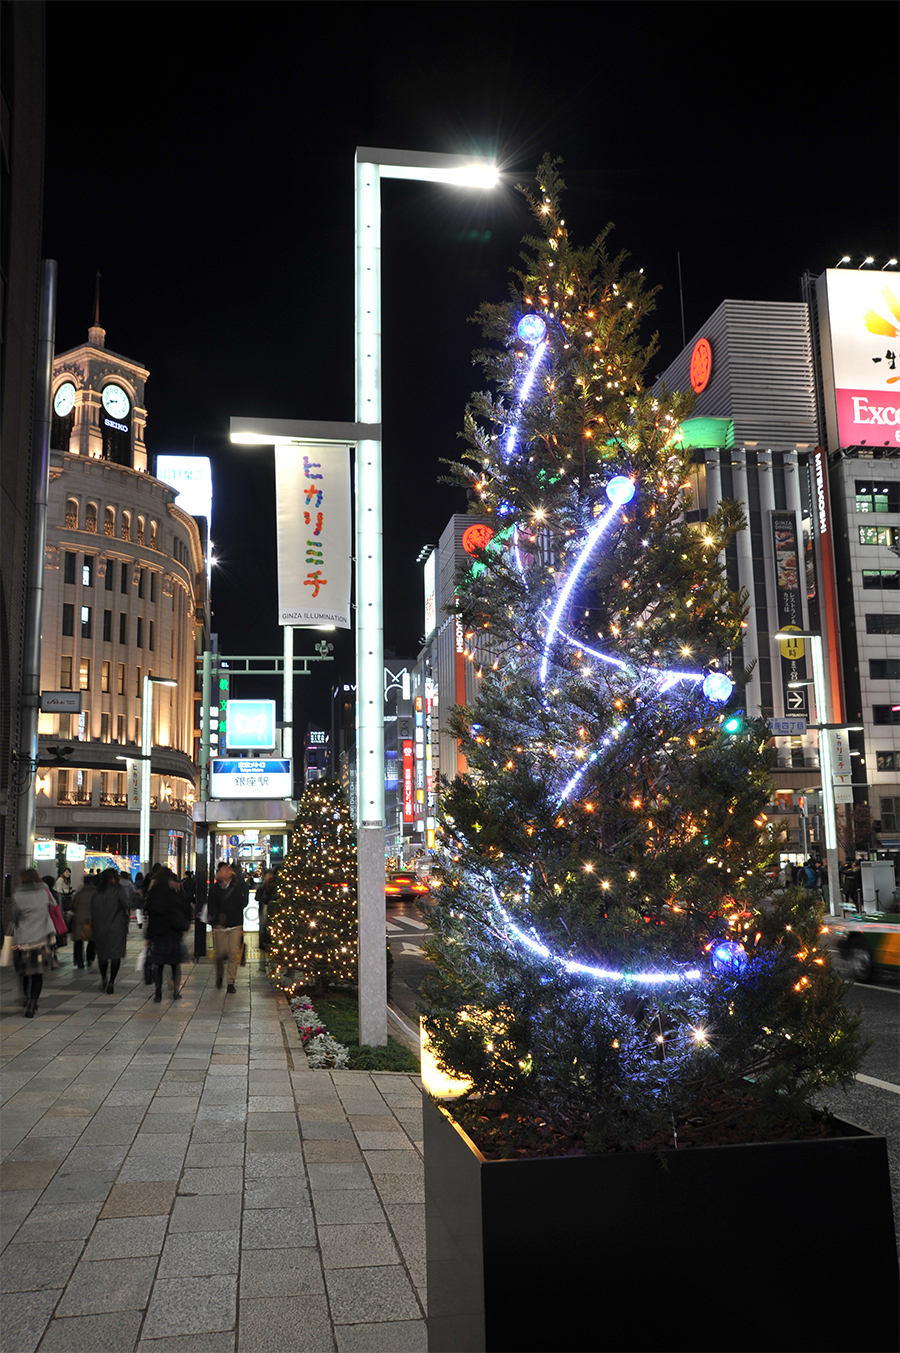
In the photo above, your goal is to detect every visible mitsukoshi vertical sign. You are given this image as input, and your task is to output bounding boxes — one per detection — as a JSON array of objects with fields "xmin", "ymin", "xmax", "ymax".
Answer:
[{"xmin": 275, "ymin": 444, "xmax": 351, "ymax": 627}]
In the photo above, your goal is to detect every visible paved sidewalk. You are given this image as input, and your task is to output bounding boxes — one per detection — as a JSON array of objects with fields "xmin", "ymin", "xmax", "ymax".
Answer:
[{"xmin": 0, "ymin": 934, "xmax": 427, "ymax": 1353}]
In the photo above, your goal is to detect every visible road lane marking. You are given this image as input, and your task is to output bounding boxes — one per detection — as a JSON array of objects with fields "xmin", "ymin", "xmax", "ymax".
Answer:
[{"xmin": 855, "ymin": 1073, "xmax": 900, "ymax": 1094}]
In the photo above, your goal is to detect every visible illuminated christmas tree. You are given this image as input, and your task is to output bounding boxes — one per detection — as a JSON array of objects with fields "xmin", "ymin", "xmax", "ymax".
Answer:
[
  {"xmin": 422, "ymin": 158, "xmax": 863, "ymax": 1153},
  {"xmin": 267, "ymin": 780, "xmax": 358, "ymax": 997}
]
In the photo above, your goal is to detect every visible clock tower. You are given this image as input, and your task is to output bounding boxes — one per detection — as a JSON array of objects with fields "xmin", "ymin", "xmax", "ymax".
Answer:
[{"xmin": 51, "ymin": 300, "xmax": 149, "ymax": 471}]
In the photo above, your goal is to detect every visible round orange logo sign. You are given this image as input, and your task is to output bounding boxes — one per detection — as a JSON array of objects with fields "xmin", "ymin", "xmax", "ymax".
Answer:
[{"xmin": 690, "ymin": 338, "xmax": 712, "ymax": 393}]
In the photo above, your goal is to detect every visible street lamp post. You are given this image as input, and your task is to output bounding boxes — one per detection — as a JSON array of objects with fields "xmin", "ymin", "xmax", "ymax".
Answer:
[
  {"xmin": 775, "ymin": 629, "xmax": 847, "ymax": 916},
  {"xmin": 142, "ymin": 675, "xmax": 177, "ymax": 875},
  {"xmin": 354, "ymin": 148, "xmax": 497, "ymax": 1044}
]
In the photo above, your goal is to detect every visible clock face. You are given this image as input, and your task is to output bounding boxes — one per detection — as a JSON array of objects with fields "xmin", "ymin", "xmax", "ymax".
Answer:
[
  {"xmin": 102, "ymin": 384, "xmax": 130, "ymax": 419},
  {"xmin": 53, "ymin": 383, "xmax": 76, "ymax": 417}
]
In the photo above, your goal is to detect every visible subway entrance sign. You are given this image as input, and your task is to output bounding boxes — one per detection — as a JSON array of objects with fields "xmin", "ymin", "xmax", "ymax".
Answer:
[{"xmin": 210, "ymin": 759, "xmax": 292, "ymax": 798}]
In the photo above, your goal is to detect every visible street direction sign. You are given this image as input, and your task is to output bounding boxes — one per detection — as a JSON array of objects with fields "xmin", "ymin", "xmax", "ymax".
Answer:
[{"xmin": 768, "ymin": 717, "xmax": 807, "ymax": 736}]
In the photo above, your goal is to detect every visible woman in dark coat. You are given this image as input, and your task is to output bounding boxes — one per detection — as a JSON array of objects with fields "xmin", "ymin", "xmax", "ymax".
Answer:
[
  {"xmin": 146, "ymin": 867, "xmax": 190, "ymax": 1002},
  {"xmin": 70, "ymin": 877, "xmax": 97, "ymax": 969},
  {"xmin": 91, "ymin": 868, "xmax": 130, "ymax": 993},
  {"xmin": 12, "ymin": 869, "xmax": 59, "ymax": 1016}
]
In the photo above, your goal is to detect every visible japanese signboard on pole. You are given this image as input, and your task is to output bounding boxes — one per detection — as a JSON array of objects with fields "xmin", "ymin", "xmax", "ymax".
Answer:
[
  {"xmin": 274, "ymin": 444, "xmax": 351, "ymax": 628},
  {"xmin": 125, "ymin": 759, "xmax": 141, "ymax": 811},
  {"xmin": 771, "ymin": 512, "xmax": 809, "ymax": 718}
]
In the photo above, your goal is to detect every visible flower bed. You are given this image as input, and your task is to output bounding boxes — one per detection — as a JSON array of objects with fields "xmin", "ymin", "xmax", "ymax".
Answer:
[{"xmin": 288, "ymin": 995, "xmax": 350, "ymax": 1069}]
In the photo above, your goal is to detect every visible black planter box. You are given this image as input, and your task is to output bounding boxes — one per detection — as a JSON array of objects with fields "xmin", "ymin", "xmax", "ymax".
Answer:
[{"xmin": 424, "ymin": 1094, "xmax": 899, "ymax": 1353}]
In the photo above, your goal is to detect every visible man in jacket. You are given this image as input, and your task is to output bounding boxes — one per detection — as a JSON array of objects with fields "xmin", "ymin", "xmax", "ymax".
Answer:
[{"xmin": 207, "ymin": 861, "xmax": 247, "ymax": 993}]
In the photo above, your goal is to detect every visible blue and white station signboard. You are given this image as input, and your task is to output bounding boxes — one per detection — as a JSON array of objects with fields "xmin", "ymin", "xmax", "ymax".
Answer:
[{"xmin": 210, "ymin": 759, "xmax": 292, "ymax": 799}]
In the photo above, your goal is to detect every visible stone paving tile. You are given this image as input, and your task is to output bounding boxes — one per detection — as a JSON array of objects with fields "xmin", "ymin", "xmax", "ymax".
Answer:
[
  {"xmin": 298, "ymin": 1122, "xmax": 353, "ymax": 1141},
  {"xmin": 82, "ymin": 1215, "xmax": 169, "ymax": 1261},
  {"xmin": 184, "ymin": 1143, "xmax": 245, "ymax": 1169},
  {"xmin": 293, "ymin": 1105, "xmax": 348, "ymax": 1123},
  {"xmin": 245, "ymin": 1112, "xmax": 299, "ymax": 1133},
  {"xmin": 136, "ymin": 1334, "xmax": 235, "ymax": 1353},
  {"xmin": 2, "ymin": 1288, "xmax": 60, "ymax": 1353},
  {"xmin": 302, "ymin": 1141, "xmax": 362, "ymax": 1165},
  {"xmin": 0, "ymin": 1160, "xmax": 61, "ymax": 1190},
  {"xmin": 247, "ymin": 1096, "xmax": 293, "ymax": 1112},
  {"xmin": 237, "ymin": 1295, "xmax": 335, "ymax": 1352},
  {"xmin": 117, "ymin": 1157, "xmax": 185, "ymax": 1183},
  {"xmin": 360, "ymin": 1150, "xmax": 422, "ymax": 1176},
  {"xmin": 334, "ymin": 1321, "xmax": 427, "ymax": 1353},
  {"xmin": 179, "ymin": 1167, "xmax": 244, "ymax": 1195},
  {"xmin": 318, "ymin": 1223, "xmax": 400, "ymax": 1270},
  {"xmin": 354, "ymin": 1132, "xmax": 414, "ymax": 1151},
  {"xmin": 147, "ymin": 1094, "xmax": 201, "ymax": 1114},
  {"xmin": 370, "ymin": 1173, "xmax": 424, "ymax": 1205},
  {"xmin": 241, "ymin": 1153, "xmax": 305, "ymax": 1180},
  {"xmin": 158, "ymin": 1230, "xmax": 241, "ymax": 1278},
  {"xmin": 306, "ymin": 1164, "xmax": 371, "ymax": 1192},
  {"xmin": 141, "ymin": 1274, "xmax": 237, "ymax": 1339},
  {"xmin": 241, "ymin": 1206, "xmax": 316, "ymax": 1249},
  {"xmin": 346, "ymin": 1115, "xmax": 404, "ymax": 1133},
  {"xmin": 189, "ymin": 1119, "xmax": 248, "ymax": 1145},
  {"xmin": 242, "ymin": 1177, "xmax": 309, "ymax": 1210},
  {"xmin": 61, "ymin": 1143, "xmax": 130, "ymax": 1172},
  {"xmin": 311, "ymin": 1191, "xmax": 386, "ymax": 1226},
  {"xmin": 0, "ymin": 1238, "xmax": 84, "ymax": 1292},
  {"xmin": 239, "ymin": 1248, "xmax": 325, "ymax": 1298},
  {"xmin": 101, "ymin": 1181, "xmax": 177, "ymax": 1218},
  {"xmin": 139, "ymin": 1114, "xmax": 197, "ymax": 1135},
  {"xmin": 244, "ymin": 1131, "xmax": 301, "ymax": 1154},
  {"xmin": 13, "ymin": 1201, "xmax": 104, "ymax": 1242},
  {"xmin": 55, "ymin": 1255, "xmax": 157, "ymax": 1315},
  {"xmin": 324, "ymin": 1266, "xmax": 421, "ymax": 1324},
  {"xmin": 169, "ymin": 1193, "xmax": 242, "ymax": 1233}
]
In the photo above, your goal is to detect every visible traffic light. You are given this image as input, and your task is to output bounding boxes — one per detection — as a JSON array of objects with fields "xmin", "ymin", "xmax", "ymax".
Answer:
[{"xmin": 270, "ymin": 835, "xmax": 284, "ymax": 862}]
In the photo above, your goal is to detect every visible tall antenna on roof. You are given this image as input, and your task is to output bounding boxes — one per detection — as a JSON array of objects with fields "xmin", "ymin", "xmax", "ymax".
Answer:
[{"xmin": 92, "ymin": 272, "xmax": 101, "ymax": 327}]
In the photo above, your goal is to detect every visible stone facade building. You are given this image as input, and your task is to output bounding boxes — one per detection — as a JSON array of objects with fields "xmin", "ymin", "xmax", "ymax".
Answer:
[{"xmin": 36, "ymin": 322, "xmax": 208, "ymax": 873}]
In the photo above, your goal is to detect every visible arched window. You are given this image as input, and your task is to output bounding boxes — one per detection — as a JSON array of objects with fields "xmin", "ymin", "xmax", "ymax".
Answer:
[
  {"xmin": 149, "ymin": 520, "xmax": 158, "ymax": 550},
  {"xmin": 120, "ymin": 511, "xmax": 131, "ymax": 541},
  {"xmin": 104, "ymin": 506, "xmax": 116, "ymax": 537},
  {"xmin": 85, "ymin": 502, "xmax": 98, "ymax": 533},
  {"xmin": 136, "ymin": 516, "xmax": 145, "ymax": 546},
  {"xmin": 65, "ymin": 499, "xmax": 79, "ymax": 529}
]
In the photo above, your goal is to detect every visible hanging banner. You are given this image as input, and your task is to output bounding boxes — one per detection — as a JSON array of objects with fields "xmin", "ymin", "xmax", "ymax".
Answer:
[
  {"xmin": 403, "ymin": 741, "xmax": 415, "ymax": 822},
  {"xmin": 275, "ymin": 443, "xmax": 351, "ymax": 628},
  {"xmin": 125, "ymin": 758, "xmax": 142, "ymax": 812},
  {"xmin": 771, "ymin": 512, "xmax": 809, "ymax": 719}
]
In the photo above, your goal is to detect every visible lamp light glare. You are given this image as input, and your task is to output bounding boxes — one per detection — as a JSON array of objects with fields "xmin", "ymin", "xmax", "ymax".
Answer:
[
  {"xmin": 606, "ymin": 476, "xmax": 636, "ymax": 506},
  {"xmin": 710, "ymin": 940, "xmax": 749, "ymax": 976},
  {"xmin": 702, "ymin": 672, "xmax": 734, "ymax": 704},
  {"xmin": 517, "ymin": 313, "xmax": 547, "ymax": 346}
]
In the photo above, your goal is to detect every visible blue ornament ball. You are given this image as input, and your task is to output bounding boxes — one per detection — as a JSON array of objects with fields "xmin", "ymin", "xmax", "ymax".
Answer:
[
  {"xmin": 516, "ymin": 314, "xmax": 547, "ymax": 346},
  {"xmin": 703, "ymin": 672, "xmax": 734, "ymax": 704},
  {"xmin": 710, "ymin": 940, "xmax": 748, "ymax": 976},
  {"xmin": 606, "ymin": 475, "xmax": 636, "ymax": 506}
]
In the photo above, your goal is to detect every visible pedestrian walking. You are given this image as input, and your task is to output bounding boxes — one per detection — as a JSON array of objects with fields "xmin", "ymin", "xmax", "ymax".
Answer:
[
  {"xmin": 208, "ymin": 861, "xmax": 247, "ymax": 993},
  {"xmin": 71, "ymin": 876, "xmax": 97, "ymax": 969},
  {"xmin": 11, "ymin": 869, "xmax": 58, "ymax": 1017},
  {"xmin": 132, "ymin": 870, "xmax": 146, "ymax": 930},
  {"xmin": 255, "ymin": 868, "xmax": 277, "ymax": 952},
  {"xmin": 146, "ymin": 867, "xmax": 191, "ymax": 1002},
  {"xmin": 91, "ymin": 868, "xmax": 130, "ymax": 993},
  {"xmin": 54, "ymin": 867, "xmax": 74, "ymax": 908}
]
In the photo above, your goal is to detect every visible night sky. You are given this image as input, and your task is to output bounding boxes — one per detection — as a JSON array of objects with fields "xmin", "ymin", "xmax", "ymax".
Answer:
[{"xmin": 43, "ymin": 2, "xmax": 898, "ymax": 731}]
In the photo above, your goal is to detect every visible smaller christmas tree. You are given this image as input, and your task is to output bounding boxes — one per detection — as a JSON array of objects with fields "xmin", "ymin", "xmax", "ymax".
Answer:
[{"xmin": 267, "ymin": 780, "xmax": 358, "ymax": 997}]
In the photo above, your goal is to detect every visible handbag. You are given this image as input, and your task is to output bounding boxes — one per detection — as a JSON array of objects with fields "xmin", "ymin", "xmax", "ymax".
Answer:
[
  {"xmin": 81, "ymin": 919, "xmax": 94, "ymax": 942},
  {"xmin": 48, "ymin": 902, "xmax": 68, "ymax": 938},
  {"xmin": 0, "ymin": 933, "xmax": 14, "ymax": 967},
  {"xmin": 197, "ymin": 903, "xmax": 209, "ymax": 925}
]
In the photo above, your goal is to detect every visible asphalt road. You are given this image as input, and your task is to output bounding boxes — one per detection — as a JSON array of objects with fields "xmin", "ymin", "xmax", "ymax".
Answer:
[{"xmin": 389, "ymin": 898, "xmax": 900, "ymax": 1238}]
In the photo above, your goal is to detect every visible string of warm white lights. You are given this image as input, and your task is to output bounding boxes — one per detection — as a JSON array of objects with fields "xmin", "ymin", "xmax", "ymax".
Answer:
[{"xmin": 473, "ymin": 311, "xmax": 746, "ymax": 983}]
